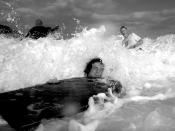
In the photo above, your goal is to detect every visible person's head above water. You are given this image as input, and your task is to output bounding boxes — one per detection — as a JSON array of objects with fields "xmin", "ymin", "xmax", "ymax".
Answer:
[
  {"xmin": 84, "ymin": 58, "xmax": 104, "ymax": 78},
  {"xmin": 120, "ymin": 25, "xmax": 129, "ymax": 38},
  {"xmin": 35, "ymin": 19, "xmax": 43, "ymax": 26}
]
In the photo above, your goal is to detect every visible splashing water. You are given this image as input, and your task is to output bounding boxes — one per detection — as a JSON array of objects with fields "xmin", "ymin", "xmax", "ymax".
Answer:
[
  {"xmin": 0, "ymin": 1, "xmax": 23, "ymax": 34},
  {"xmin": 1, "ymin": 26, "xmax": 175, "ymax": 131}
]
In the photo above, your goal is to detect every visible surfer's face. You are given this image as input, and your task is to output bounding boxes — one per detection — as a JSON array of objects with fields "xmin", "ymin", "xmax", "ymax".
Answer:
[
  {"xmin": 88, "ymin": 62, "xmax": 104, "ymax": 78},
  {"xmin": 120, "ymin": 28, "xmax": 128, "ymax": 38}
]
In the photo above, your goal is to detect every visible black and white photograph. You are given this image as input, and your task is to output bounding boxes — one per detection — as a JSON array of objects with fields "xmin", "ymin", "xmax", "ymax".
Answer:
[{"xmin": 0, "ymin": 0, "xmax": 175, "ymax": 131}]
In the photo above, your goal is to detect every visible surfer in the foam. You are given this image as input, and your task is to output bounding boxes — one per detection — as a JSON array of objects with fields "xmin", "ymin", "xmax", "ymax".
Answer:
[
  {"xmin": 84, "ymin": 57, "xmax": 126, "ymax": 98},
  {"xmin": 120, "ymin": 25, "xmax": 143, "ymax": 49},
  {"xmin": 26, "ymin": 19, "xmax": 52, "ymax": 39}
]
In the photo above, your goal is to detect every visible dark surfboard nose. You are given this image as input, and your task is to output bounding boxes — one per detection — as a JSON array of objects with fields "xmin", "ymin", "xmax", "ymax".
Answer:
[{"xmin": 0, "ymin": 77, "xmax": 117, "ymax": 130}]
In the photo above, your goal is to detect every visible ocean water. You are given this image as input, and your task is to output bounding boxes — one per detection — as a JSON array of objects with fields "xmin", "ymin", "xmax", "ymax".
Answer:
[{"xmin": 0, "ymin": 26, "xmax": 175, "ymax": 131}]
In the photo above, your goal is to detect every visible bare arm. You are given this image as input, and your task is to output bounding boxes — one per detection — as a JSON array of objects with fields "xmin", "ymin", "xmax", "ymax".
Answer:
[{"xmin": 128, "ymin": 39, "xmax": 143, "ymax": 49}]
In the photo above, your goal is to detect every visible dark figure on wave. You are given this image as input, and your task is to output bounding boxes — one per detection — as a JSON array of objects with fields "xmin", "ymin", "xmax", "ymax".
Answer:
[
  {"xmin": 26, "ymin": 19, "xmax": 52, "ymax": 39},
  {"xmin": 26, "ymin": 19, "xmax": 60, "ymax": 39},
  {"xmin": 0, "ymin": 58, "xmax": 125, "ymax": 131},
  {"xmin": 0, "ymin": 24, "xmax": 24, "ymax": 38},
  {"xmin": 0, "ymin": 24, "xmax": 13, "ymax": 35}
]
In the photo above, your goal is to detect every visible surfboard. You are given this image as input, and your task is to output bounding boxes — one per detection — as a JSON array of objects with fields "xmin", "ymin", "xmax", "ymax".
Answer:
[{"xmin": 0, "ymin": 77, "xmax": 110, "ymax": 130}]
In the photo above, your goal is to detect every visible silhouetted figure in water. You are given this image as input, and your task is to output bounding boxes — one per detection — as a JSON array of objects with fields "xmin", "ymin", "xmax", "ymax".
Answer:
[
  {"xmin": 0, "ymin": 24, "xmax": 13, "ymax": 35},
  {"xmin": 0, "ymin": 24, "xmax": 23, "ymax": 38},
  {"xmin": 26, "ymin": 19, "xmax": 52, "ymax": 39}
]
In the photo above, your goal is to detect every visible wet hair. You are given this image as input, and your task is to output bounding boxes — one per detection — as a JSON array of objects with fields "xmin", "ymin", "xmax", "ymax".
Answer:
[
  {"xmin": 120, "ymin": 25, "xmax": 127, "ymax": 31},
  {"xmin": 84, "ymin": 58, "xmax": 104, "ymax": 77},
  {"xmin": 35, "ymin": 19, "xmax": 43, "ymax": 26}
]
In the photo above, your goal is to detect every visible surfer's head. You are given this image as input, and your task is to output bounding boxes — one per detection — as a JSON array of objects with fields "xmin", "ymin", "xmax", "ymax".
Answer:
[
  {"xmin": 84, "ymin": 58, "xmax": 104, "ymax": 78},
  {"xmin": 120, "ymin": 25, "xmax": 129, "ymax": 38},
  {"xmin": 35, "ymin": 19, "xmax": 43, "ymax": 26}
]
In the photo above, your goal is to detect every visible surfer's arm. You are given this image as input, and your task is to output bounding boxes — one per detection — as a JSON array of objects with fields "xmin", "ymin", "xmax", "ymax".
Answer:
[
  {"xmin": 105, "ymin": 78, "xmax": 126, "ymax": 98},
  {"xmin": 127, "ymin": 33, "xmax": 143, "ymax": 49},
  {"xmin": 135, "ymin": 39, "xmax": 143, "ymax": 47},
  {"xmin": 128, "ymin": 39, "xmax": 143, "ymax": 49},
  {"xmin": 122, "ymin": 39, "xmax": 129, "ymax": 47}
]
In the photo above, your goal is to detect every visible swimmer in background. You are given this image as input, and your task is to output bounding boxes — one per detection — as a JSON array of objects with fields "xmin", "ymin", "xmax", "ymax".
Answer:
[
  {"xmin": 0, "ymin": 24, "xmax": 23, "ymax": 38},
  {"xmin": 0, "ymin": 24, "xmax": 13, "ymax": 35},
  {"xmin": 120, "ymin": 26, "xmax": 143, "ymax": 49},
  {"xmin": 26, "ymin": 19, "xmax": 52, "ymax": 39}
]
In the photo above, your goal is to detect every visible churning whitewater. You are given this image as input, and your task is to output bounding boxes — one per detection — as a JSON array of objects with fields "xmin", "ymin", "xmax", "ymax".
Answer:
[{"xmin": 0, "ymin": 26, "xmax": 175, "ymax": 131}]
